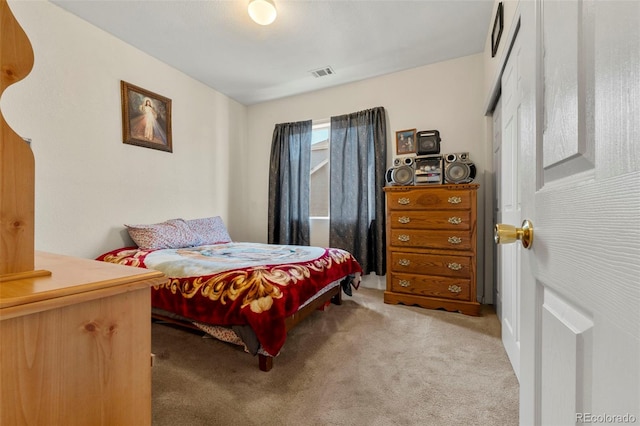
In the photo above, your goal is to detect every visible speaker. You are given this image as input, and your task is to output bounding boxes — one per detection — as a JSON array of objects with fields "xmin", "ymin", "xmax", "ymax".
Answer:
[
  {"xmin": 386, "ymin": 165, "xmax": 414, "ymax": 185},
  {"xmin": 393, "ymin": 156, "xmax": 415, "ymax": 167},
  {"xmin": 445, "ymin": 152, "xmax": 469, "ymax": 162},
  {"xmin": 444, "ymin": 152, "xmax": 476, "ymax": 184},
  {"xmin": 416, "ymin": 130, "xmax": 441, "ymax": 155}
]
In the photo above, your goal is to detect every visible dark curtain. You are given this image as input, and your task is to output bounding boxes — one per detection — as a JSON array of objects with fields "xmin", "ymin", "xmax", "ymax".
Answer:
[
  {"xmin": 268, "ymin": 120, "xmax": 312, "ymax": 245},
  {"xmin": 329, "ymin": 107, "xmax": 387, "ymax": 275}
]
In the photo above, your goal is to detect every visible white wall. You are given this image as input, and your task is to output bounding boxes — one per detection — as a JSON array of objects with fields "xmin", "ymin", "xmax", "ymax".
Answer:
[
  {"xmin": 242, "ymin": 54, "xmax": 490, "ymax": 298},
  {"xmin": 2, "ymin": 0, "xmax": 246, "ymax": 259}
]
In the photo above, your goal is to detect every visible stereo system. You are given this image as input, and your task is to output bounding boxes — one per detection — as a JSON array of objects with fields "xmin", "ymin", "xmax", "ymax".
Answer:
[
  {"xmin": 414, "ymin": 155, "xmax": 443, "ymax": 184},
  {"xmin": 387, "ymin": 130, "xmax": 476, "ymax": 185}
]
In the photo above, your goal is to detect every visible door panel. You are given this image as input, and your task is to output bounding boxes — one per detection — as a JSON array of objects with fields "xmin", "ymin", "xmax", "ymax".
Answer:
[
  {"xmin": 542, "ymin": 0, "xmax": 595, "ymax": 181},
  {"xmin": 593, "ymin": 2, "xmax": 640, "ymax": 178},
  {"xmin": 540, "ymin": 287, "xmax": 593, "ymax": 425}
]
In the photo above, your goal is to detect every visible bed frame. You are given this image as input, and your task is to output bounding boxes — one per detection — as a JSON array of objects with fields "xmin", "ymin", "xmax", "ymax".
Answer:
[{"xmin": 152, "ymin": 283, "xmax": 343, "ymax": 372}]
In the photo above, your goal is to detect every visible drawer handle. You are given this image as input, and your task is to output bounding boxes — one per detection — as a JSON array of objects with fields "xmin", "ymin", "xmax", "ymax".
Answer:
[
  {"xmin": 398, "ymin": 234, "xmax": 410, "ymax": 242},
  {"xmin": 448, "ymin": 236, "xmax": 462, "ymax": 245},
  {"xmin": 448, "ymin": 285, "xmax": 462, "ymax": 294},
  {"xmin": 398, "ymin": 259, "xmax": 411, "ymax": 266},
  {"xmin": 448, "ymin": 196, "xmax": 462, "ymax": 204},
  {"xmin": 447, "ymin": 262, "xmax": 462, "ymax": 271},
  {"xmin": 398, "ymin": 216, "xmax": 411, "ymax": 224},
  {"xmin": 399, "ymin": 279, "xmax": 411, "ymax": 287},
  {"xmin": 448, "ymin": 216, "xmax": 462, "ymax": 225},
  {"xmin": 398, "ymin": 197, "xmax": 411, "ymax": 205}
]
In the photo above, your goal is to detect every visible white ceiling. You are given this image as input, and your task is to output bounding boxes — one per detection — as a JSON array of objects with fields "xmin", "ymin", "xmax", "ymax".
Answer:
[{"xmin": 50, "ymin": 0, "xmax": 494, "ymax": 105}]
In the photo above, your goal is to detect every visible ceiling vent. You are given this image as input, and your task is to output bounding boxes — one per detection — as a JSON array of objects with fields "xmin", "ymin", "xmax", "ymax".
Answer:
[{"xmin": 310, "ymin": 67, "xmax": 335, "ymax": 78}]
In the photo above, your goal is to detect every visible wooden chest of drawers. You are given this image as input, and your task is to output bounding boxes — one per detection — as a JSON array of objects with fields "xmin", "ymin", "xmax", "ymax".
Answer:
[
  {"xmin": 1, "ymin": 252, "xmax": 166, "ymax": 425},
  {"xmin": 383, "ymin": 184, "xmax": 480, "ymax": 316}
]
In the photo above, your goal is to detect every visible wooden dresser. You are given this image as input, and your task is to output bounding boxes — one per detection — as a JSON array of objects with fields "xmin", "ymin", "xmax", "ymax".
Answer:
[
  {"xmin": 383, "ymin": 184, "xmax": 480, "ymax": 316},
  {"xmin": 0, "ymin": 252, "xmax": 166, "ymax": 426}
]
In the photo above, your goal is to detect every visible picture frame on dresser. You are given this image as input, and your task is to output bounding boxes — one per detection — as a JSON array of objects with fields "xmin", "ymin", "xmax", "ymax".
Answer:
[
  {"xmin": 395, "ymin": 128, "xmax": 417, "ymax": 155},
  {"xmin": 121, "ymin": 81, "xmax": 173, "ymax": 153}
]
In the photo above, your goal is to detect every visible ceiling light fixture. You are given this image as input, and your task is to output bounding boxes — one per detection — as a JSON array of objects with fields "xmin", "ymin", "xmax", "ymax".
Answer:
[{"xmin": 248, "ymin": 0, "xmax": 277, "ymax": 26}]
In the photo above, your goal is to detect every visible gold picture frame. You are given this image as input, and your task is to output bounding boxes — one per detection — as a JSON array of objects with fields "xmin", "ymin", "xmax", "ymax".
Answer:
[
  {"xmin": 121, "ymin": 81, "xmax": 172, "ymax": 153},
  {"xmin": 395, "ymin": 128, "xmax": 416, "ymax": 155}
]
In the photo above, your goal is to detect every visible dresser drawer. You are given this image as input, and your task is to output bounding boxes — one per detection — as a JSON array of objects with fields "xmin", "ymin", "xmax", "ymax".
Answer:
[
  {"xmin": 390, "ymin": 252, "xmax": 471, "ymax": 278},
  {"xmin": 389, "ymin": 210, "xmax": 471, "ymax": 230},
  {"xmin": 389, "ymin": 273, "xmax": 470, "ymax": 300},
  {"xmin": 387, "ymin": 189, "xmax": 472, "ymax": 211},
  {"xmin": 390, "ymin": 229, "xmax": 472, "ymax": 251}
]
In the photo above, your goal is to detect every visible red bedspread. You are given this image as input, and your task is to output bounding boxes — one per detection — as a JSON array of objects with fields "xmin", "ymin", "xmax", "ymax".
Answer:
[{"xmin": 96, "ymin": 243, "xmax": 362, "ymax": 356}]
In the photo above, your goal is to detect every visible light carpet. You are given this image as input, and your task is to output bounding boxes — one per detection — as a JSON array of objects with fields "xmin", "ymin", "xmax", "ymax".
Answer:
[{"xmin": 151, "ymin": 287, "xmax": 519, "ymax": 426}]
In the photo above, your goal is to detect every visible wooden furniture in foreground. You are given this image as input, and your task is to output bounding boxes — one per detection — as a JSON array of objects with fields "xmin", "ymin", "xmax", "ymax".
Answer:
[
  {"xmin": 383, "ymin": 184, "xmax": 481, "ymax": 316},
  {"xmin": 0, "ymin": 251, "xmax": 166, "ymax": 426},
  {"xmin": 1, "ymin": 4, "xmax": 167, "ymax": 423},
  {"xmin": 0, "ymin": 0, "xmax": 38, "ymax": 278}
]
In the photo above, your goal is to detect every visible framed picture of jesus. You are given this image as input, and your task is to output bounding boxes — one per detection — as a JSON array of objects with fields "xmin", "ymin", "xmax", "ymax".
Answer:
[{"xmin": 121, "ymin": 81, "xmax": 172, "ymax": 153}]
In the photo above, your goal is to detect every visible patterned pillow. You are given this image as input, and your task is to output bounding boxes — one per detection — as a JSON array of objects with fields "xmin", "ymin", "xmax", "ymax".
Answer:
[
  {"xmin": 186, "ymin": 216, "xmax": 232, "ymax": 245},
  {"xmin": 125, "ymin": 218, "xmax": 202, "ymax": 250}
]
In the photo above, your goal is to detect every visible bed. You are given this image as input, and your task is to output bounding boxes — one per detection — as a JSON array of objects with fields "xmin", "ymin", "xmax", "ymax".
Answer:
[{"xmin": 96, "ymin": 217, "xmax": 362, "ymax": 371}]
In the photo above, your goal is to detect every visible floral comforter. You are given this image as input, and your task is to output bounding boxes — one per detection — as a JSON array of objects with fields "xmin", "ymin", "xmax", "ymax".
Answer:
[{"xmin": 96, "ymin": 242, "xmax": 362, "ymax": 356}]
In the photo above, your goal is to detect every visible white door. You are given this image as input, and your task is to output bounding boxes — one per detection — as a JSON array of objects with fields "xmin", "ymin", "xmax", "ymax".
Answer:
[
  {"xmin": 503, "ymin": 1, "xmax": 640, "ymax": 423},
  {"xmin": 498, "ymin": 32, "xmax": 522, "ymax": 380}
]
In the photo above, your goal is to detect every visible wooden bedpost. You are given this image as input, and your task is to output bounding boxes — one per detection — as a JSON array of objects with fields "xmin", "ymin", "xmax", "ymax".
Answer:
[{"xmin": 0, "ymin": 0, "xmax": 49, "ymax": 280}]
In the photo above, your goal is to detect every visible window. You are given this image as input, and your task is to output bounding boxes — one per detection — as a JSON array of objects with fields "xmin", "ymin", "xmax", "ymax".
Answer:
[{"xmin": 309, "ymin": 121, "xmax": 330, "ymax": 218}]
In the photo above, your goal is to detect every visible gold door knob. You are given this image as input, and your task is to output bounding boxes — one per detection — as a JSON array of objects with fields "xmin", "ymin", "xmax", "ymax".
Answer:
[{"xmin": 494, "ymin": 219, "xmax": 534, "ymax": 249}]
